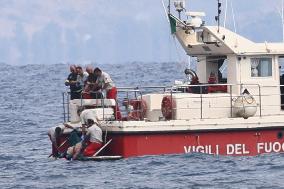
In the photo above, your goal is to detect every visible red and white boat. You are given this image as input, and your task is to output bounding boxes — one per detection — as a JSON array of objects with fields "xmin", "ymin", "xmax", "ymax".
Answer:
[{"xmin": 54, "ymin": 1, "xmax": 284, "ymax": 158}]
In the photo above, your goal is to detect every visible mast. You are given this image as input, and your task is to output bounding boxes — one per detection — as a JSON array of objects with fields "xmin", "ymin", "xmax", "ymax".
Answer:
[
  {"xmin": 215, "ymin": 0, "xmax": 222, "ymax": 33},
  {"xmin": 223, "ymin": 0, "xmax": 228, "ymax": 28},
  {"xmin": 282, "ymin": 0, "xmax": 284, "ymax": 42},
  {"xmin": 168, "ymin": 0, "xmax": 171, "ymax": 14}
]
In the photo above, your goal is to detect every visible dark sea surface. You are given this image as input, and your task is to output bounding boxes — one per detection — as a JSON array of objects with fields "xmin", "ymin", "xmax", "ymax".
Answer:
[{"xmin": 1, "ymin": 62, "xmax": 284, "ymax": 189}]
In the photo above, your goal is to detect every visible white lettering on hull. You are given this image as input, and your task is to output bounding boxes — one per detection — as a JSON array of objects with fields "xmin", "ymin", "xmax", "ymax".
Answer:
[
  {"xmin": 226, "ymin": 144, "xmax": 250, "ymax": 155},
  {"xmin": 257, "ymin": 142, "xmax": 284, "ymax": 154},
  {"xmin": 184, "ymin": 145, "xmax": 217, "ymax": 155},
  {"xmin": 184, "ymin": 142, "xmax": 284, "ymax": 155}
]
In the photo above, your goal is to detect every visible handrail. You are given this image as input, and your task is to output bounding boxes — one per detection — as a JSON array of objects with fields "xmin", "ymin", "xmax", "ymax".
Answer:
[{"xmin": 62, "ymin": 83, "xmax": 284, "ymax": 122}]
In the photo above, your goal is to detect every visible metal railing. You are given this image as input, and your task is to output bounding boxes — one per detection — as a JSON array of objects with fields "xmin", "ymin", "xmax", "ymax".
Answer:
[{"xmin": 62, "ymin": 83, "xmax": 284, "ymax": 122}]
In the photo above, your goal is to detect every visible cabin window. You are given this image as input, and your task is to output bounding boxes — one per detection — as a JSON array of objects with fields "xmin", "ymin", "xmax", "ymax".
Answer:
[{"xmin": 251, "ymin": 58, "xmax": 272, "ymax": 77}]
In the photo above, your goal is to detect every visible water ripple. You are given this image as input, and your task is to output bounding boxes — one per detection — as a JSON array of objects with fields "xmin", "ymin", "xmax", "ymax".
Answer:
[{"xmin": 1, "ymin": 63, "xmax": 284, "ymax": 189}]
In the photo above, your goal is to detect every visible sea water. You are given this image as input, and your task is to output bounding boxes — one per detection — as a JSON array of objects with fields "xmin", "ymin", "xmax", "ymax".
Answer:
[{"xmin": 1, "ymin": 62, "xmax": 284, "ymax": 189}]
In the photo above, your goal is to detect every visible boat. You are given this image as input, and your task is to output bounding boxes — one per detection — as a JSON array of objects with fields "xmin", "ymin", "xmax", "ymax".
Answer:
[{"xmin": 51, "ymin": 0, "xmax": 284, "ymax": 158}]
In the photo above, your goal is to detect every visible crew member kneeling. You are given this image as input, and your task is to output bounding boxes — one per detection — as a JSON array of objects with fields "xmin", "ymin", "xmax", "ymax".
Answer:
[{"xmin": 82, "ymin": 119, "xmax": 103, "ymax": 157}]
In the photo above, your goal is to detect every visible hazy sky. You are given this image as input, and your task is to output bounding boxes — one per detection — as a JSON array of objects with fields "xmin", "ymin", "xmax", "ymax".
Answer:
[{"xmin": 0, "ymin": 0, "xmax": 283, "ymax": 65}]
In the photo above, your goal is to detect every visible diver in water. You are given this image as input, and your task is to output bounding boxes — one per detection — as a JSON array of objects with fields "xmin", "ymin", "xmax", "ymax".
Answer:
[{"xmin": 47, "ymin": 124, "xmax": 74, "ymax": 157}]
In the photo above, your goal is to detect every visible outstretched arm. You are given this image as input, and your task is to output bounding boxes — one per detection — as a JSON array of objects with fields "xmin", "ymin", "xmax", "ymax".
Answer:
[{"xmin": 64, "ymin": 123, "xmax": 74, "ymax": 129}]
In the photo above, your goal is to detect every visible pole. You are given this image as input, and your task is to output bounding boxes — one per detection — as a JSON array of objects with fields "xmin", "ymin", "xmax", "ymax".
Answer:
[
  {"xmin": 162, "ymin": 0, "xmax": 170, "ymax": 22},
  {"xmin": 168, "ymin": 0, "xmax": 171, "ymax": 14},
  {"xmin": 218, "ymin": 0, "xmax": 220, "ymax": 33},
  {"xmin": 92, "ymin": 139, "xmax": 113, "ymax": 157},
  {"xmin": 281, "ymin": 0, "xmax": 284, "ymax": 42},
  {"xmin": 223, "ymin": 0, "xmax": 228, "ymax": 28},
  {"xmin": 230, "ymin": 0, "xmax": 237, "ymax": 33}
]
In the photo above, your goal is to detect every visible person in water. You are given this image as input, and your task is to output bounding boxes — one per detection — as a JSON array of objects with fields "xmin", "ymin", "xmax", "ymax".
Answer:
[
  {"xmin": 48, "ymin": 124, "xmax": 74, "ymax": 157},
  {"xmin": 65, "ymin": 65, "xmax": 81, "ymax": 99},
  {"xmin": 94, "ymin": 67, "xmax": 121, "ymax": 119}
]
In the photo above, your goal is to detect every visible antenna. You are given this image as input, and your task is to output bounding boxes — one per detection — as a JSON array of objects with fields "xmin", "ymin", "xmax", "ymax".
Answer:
[
  {"xmin": 223, "ymin": 0, "xmax": 228, "ymax": 28},
  {"xmin": 230, "ymin": 0, "xmax": 237, "ymax": 33},
  {"xmin": 168, "ymin": 0, "xmax": 171, "ymax": 14},
  {"xmin": 282, "ymin": 0, "xmax": 284, "ymax": 42},
  {"xmin": 276, "ymin": 0, "xmax": 284, "ymax": 42},
  {"xmin": 215, "ymin": 0, "xmax": 222, "ymax": 33}
]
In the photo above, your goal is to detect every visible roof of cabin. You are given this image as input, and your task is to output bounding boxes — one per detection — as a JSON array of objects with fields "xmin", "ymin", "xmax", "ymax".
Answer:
[{"xmin": 205, "ymin": 26, "xmax": 284, "ymax": 55}]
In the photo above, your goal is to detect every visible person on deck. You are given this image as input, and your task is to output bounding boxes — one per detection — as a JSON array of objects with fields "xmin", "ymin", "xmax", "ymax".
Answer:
[
  {"xmin": 48, "ymin": 124, "xmax": 74, "ymax": 157},
  {"xmin": 76, "ymin": 66, "xmax": 89, "ymax": 97},
  {"xmin": 83, "ymin": 65, "xmax": 102, "ymax": 99},
  {"xmin": 94, "ymin": 67, "xmax": 121, "ymax": 119},
  {"xmin": 94, "ymin": 68, "xmax": 117, "ymax": 99},
  {"xmin": 65, "ymin": 65, "xmax": 81, "ymax": 100}
]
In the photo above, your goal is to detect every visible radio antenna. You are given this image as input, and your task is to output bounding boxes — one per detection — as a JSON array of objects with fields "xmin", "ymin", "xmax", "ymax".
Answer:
[
  {"xmin": 223, "ymin": 0, "xmax": 228, "ymax": 28},
  {"xmin": 276, "ymin": 0, "xmax": 284, "ymax": 41},
  {"xmin": 215, "ymin": 0, "xmax": 222, "ymax": 33}
]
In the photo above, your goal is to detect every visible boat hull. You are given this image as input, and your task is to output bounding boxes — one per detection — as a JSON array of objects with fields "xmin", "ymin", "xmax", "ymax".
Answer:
[{"xmin": 104, "ymin": 127, "xmax": 284, "ymax": 157}]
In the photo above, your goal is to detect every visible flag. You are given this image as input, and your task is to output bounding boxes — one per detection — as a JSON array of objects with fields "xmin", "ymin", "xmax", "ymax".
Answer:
[{"xmin": 168, "ymin": 14, "xmax": 177, "ymax": 34}]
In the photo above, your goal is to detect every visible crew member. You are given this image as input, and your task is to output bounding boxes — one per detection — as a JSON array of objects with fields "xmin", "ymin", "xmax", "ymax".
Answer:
[
  {"xmin": 94, "ymin": 67, "xmax": 116, "ymax": 99},
  {"xmin": 65, "ymin": 65, "xmax": 81, "ymax": 99},
  {"xmin": 83, "ymin": 65, "xmax": 102, "ymax": 99},
  {"xmin": 82, "ymin": 118, "xmax": 103, "ymax": 157},
  {"xmin": 94, "ymin": 67, "xmax": 121, "ymax": 119},
  {"xmin": 76, "ymin": 66, "xmax": 89, "ymax": 96}
]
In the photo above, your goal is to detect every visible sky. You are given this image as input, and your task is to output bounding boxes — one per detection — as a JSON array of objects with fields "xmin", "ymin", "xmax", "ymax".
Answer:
[{"xmin": 0, "ymin": 0, "xmax": 283, "ymax": 65}]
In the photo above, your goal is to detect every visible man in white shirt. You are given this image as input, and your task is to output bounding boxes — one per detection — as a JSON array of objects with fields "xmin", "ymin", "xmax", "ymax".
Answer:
[
  {"xmin": 94, "ymin": 67, "xmax": 116, "ymax": 99},
  {"xmin": 76, "ymin": 66, "xmax": 89, "ymax": 93},
  {"xmin": 70, "ymin": 118, "xmax": 103, "ymax": 159},
  {"xmin": 82, "ymin": 119, "xmax": 103, "ymax": 156},
  {"xmin": 94, "ymin": 67, "xmax": 121, "ymax": 120}
]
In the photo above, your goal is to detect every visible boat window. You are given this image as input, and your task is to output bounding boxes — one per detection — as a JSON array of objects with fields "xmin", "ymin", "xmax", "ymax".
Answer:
[
  {"xmin": 279, "ymin": 57, "xmax": 284, "ymax": 110},
  {"xmin": 279, "ymin": 57, "xmax": 284, "ymax": 76},
  {"xmin": 251, "ymin": 58, "xmax": 272, "ymax": 77},
  {"xmin": 219, "ymin": 59, "xmax": 227, "ymax": 83}
]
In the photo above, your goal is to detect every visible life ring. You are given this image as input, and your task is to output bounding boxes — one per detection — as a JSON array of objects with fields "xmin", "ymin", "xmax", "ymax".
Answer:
[
  {"xmin": 161, "ymin": 96, "xmax": 176, "ymax": 120},
  {"xmin": 124, "ymin": 99, "xmax": 147, "ymax": 120}
]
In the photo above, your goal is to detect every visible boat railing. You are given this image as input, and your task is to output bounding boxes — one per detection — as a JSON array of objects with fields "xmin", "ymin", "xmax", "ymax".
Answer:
[
  {"xmin": 118, "ymin": 83, "xmax": 263, "ymax": 120},
  {"xmin": 62, "ymin": 91, "xmax": 106, "ymax": 122},
  {"xmin": 62, "ymin": 92, "xmax": 70, "ymax": 122},
  {"xmin": 166, "ymin": 83, "xmax": 259, "ymax": 119},
  {"xmin": 117, "ymin": 86, "xmax": 170, "ymax": 120},
  {"xmin": 62, "ymin": 83, "xmax": 284, "ymax": 122}
]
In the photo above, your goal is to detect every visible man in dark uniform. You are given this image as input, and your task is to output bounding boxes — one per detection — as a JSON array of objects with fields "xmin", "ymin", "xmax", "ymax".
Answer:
[
  {"xmin": 65, "ymin": 65, "xmax": 81, "ymax": 99},
  {"xmin": 84, "ymin": 65, "xmax": 103, "ymax": 99}
]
